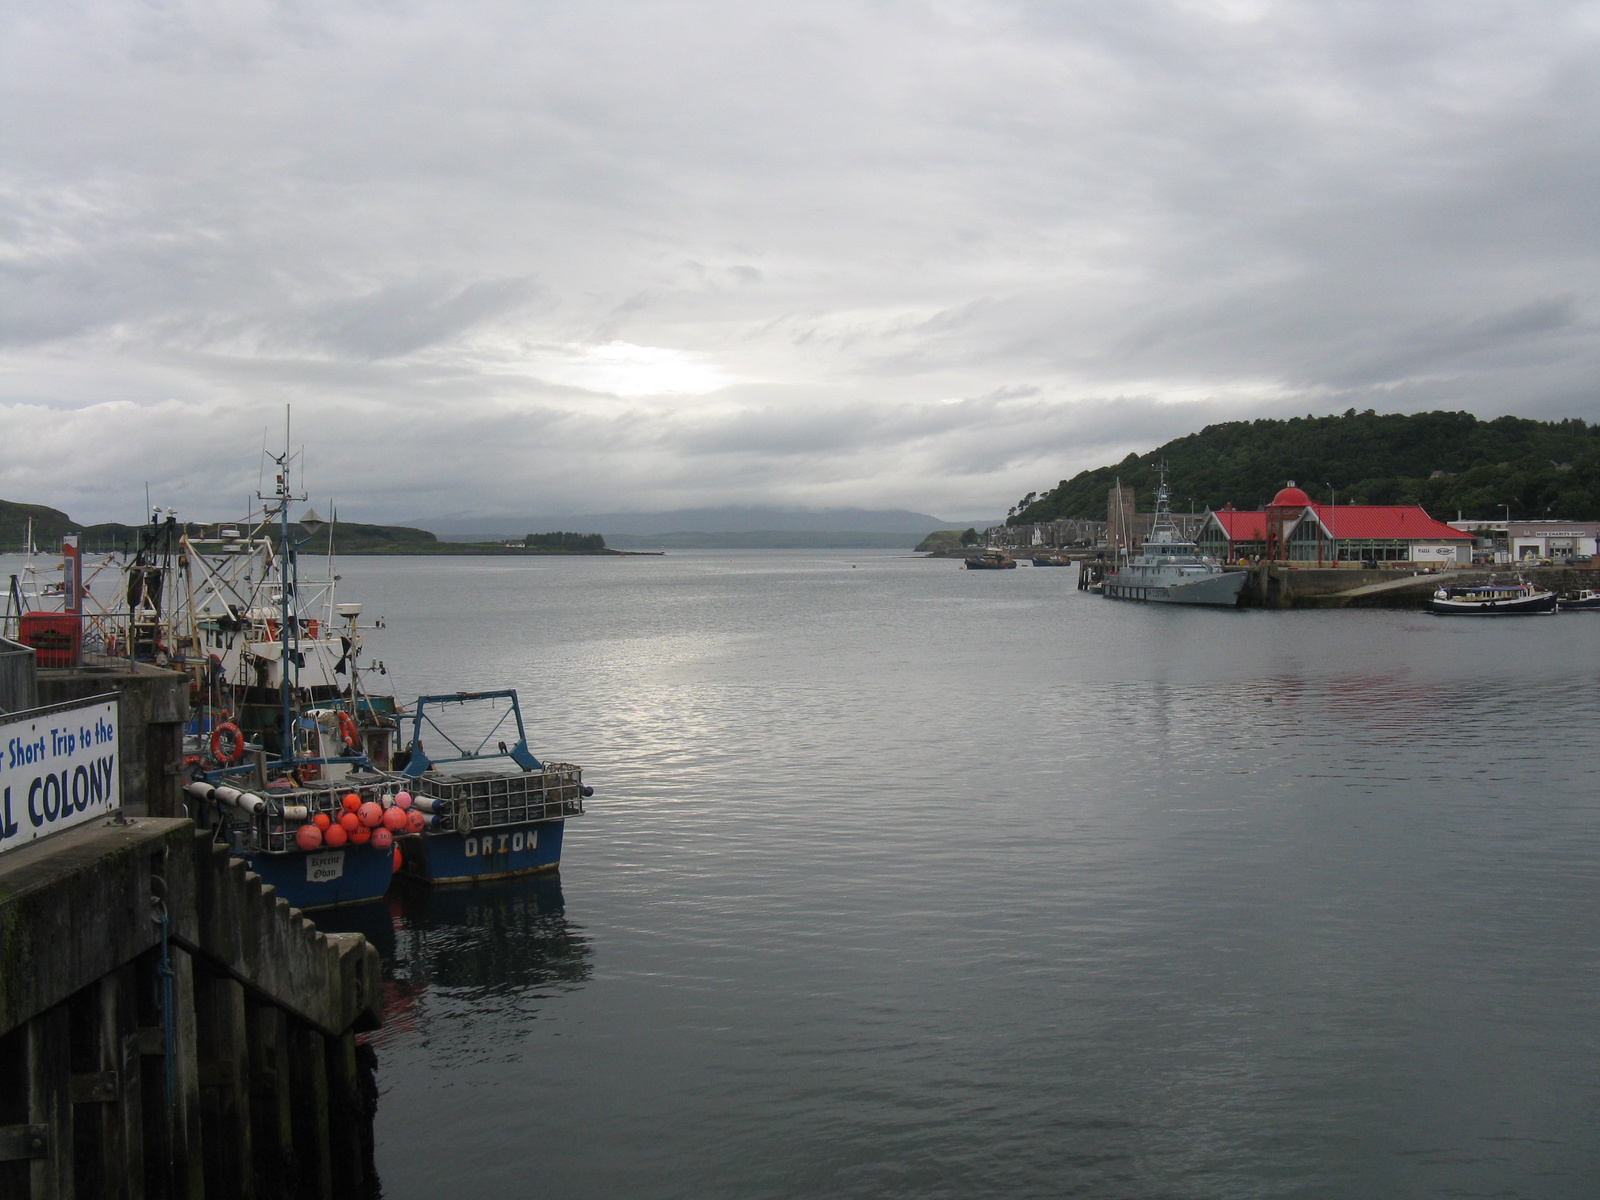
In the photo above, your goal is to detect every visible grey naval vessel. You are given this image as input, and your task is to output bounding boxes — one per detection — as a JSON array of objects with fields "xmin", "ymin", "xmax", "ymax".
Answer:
[{"xmin": 1101, "ymin": 474, "xmax": 1246, "ymax": 607}]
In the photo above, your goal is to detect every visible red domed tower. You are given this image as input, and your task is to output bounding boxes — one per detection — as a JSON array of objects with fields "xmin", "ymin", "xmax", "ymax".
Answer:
[{"xmin": 1265, "ymin": 482, "xmax": 1311, "ymax": 561}]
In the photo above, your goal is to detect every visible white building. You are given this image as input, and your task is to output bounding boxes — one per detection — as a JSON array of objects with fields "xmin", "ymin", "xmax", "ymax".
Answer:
[{"xmin": 1504, "ymin": 520, "xmax": 1600, "ymax": 562}]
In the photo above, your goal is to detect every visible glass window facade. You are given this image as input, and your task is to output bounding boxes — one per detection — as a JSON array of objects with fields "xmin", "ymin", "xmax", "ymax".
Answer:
[{"xmin": 1287, "ymin": 521, "xmax": 1419, "ymax": 562}]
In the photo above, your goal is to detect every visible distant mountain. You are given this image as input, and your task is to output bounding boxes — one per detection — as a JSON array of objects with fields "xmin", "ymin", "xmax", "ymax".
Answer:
[
  {"xmin": 1009, "ymin": 410, "xmax": 1600, "ymax": 525},
  {"xmin": 412, "ymin": 506, "xmax": 1001, "ymax": 540}
]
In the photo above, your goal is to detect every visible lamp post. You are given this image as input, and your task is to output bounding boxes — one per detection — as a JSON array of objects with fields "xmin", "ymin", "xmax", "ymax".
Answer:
[{"xmin": 1325, "ymin": 484, "xmax": 1337, "ymax": 566}]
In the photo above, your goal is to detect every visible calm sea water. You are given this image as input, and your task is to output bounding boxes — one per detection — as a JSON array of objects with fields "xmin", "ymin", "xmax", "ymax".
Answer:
[{"xmin": 309, "ymin": 551, "xmax": 1600, "ymax": 1199}]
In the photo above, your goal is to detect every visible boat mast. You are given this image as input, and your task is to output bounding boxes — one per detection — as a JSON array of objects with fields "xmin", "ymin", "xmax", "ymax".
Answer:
[
  {"xmin": 260, "ymin": 407, "xmax": 307, "ymax": 767},
  {"xmin": 1150, "ymin": 463, "xmax": 1178, "ymax": 541}
]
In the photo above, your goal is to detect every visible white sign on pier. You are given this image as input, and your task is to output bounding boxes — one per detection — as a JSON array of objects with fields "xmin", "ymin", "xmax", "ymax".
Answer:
[{"xmin": 0, "ymin": 696, "xmax": 120, "ymax": 855}]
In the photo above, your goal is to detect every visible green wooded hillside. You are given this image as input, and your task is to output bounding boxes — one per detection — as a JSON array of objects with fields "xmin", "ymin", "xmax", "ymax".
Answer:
[
  {"xmin": 1010, "ymin": 411, "xmax": 1600, "ymax": 524},
  {"xmin": 0, "ymin": 499, "xmax": 440, "ymax": 554}
]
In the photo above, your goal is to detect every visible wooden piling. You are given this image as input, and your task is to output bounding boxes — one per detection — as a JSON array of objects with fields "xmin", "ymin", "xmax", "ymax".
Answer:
[
  {"xmin": 287, "ymin": 1030, "xmax": 332, "ymax": 1200},
  {"xmin": 195, "ymin": 975, "xmax": 254, "ymax": 1199}
]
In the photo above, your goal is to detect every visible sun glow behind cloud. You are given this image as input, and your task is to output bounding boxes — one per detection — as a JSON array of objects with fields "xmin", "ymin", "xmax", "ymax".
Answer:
[{"xmin": 531, "ymin": 342, "xmax": 741, "ymax": 397}]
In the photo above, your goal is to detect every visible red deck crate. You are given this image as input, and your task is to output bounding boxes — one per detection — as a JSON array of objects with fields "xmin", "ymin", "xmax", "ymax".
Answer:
[{"xmin": 18, "ymin": 611, "xmax": 81, "ymax": 668}]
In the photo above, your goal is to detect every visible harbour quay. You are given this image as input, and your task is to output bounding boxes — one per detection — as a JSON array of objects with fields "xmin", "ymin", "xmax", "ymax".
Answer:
[
  {"xmin": 1233, "ymin": 563, "xmax": 1594, "ymax": 609},
  {"xmin": 0, "ymin": 637, "xmax": 383, "ymax": 1200}
]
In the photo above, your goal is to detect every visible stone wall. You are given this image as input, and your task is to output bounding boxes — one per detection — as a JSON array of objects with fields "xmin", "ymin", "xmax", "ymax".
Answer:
[{"xmin": 36, "ymin": 665, "xmax": 189, "ymax": 818}]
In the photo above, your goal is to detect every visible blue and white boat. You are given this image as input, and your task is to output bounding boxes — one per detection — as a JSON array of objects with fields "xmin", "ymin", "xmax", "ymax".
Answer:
[
  {"xmin": 180, "ymin": 435, "xmax": 401, "ymax": 909},
  {"xmin": 392, "ymin": 690, "xmax": 589, "ymax": 885}
]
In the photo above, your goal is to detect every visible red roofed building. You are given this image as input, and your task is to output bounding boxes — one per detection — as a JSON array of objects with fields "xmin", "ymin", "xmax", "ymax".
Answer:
[
  {"xmin": 1195, "ymin": 505, "xmax": 1267, "ymax": 561},
  {"xmin": 1197, "ymin": 489, "xmax": 1473, "ymax": 565},
  {"xmin": 1287, "ymin": 503, "xmax": 1472, "ymax": 564}
]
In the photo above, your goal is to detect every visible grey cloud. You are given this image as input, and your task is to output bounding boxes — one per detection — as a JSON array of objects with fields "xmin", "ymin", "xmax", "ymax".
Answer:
[
  {"xmin": 294, "ymin": 277, "xmax": 538, "ymax": 360},
  {"xmin": 2, "ymin": 0, "xmax": 1599, "ymax": 521}
]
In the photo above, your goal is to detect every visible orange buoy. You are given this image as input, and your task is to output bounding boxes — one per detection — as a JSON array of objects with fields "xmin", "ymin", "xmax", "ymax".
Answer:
[
  {"xmin": 295, "ymin": 824, "xmax": 322, "ymax": 850},
  {"xmin": 370, "ymin": 827, "xmax": 393, "ymax": 851},
  {"xmin": 342, "ymin": 793, "xmax": 361, "ymax": 812},
  {"xmin": 381, "ymin": 807, "xmax": 407, "ymax": 831},
  {"xmin": 351, "ymin": 825, "xmax": 371, "ymax": 845},
  {"xmin": 392, "ymin": 846, "xmax": 403, "ymax": 873},
  {"xmin": 339, "ymin": 812, "xmax": 360, "ymax": 834},
  {"xmin": 313, "ymin": 813, "xmax": 331, "ymax": 831},
  {"xmin": 324, "ymin": 824, "xmax": 348, "ymax": 848},
  {"xmin": 357, "ymin": 801, "xmax": 383, "ymax": 828}
]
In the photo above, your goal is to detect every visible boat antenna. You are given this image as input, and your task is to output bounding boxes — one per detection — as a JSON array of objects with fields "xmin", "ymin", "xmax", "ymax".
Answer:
[{"xmin": 259, "ymin": 409, "xmax": 308, "ymax": 769}]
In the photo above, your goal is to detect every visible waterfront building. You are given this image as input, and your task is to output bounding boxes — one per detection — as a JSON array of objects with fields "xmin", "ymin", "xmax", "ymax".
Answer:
[
  {"xmin": 1196, "ymin": 486, "xmax": 1473, "ymax": 564},
  {"xmin": 1194, "ymin": 505, "xmax": 1266, "ymax": 561},
  {"xmin": 1502, "ymin": 520, "xmax": 1600, "ymax": 561}
]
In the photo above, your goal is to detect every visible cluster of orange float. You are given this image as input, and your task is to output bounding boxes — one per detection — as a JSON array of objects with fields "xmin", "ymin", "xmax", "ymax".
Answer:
[{"xmin": 294, "ymin": 790, "xmax": 425, "ymax": 851}]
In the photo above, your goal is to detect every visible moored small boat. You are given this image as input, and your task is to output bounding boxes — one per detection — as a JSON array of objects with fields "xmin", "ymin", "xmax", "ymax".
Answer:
[
  {"xmin": 1558, "ymin": 589, "xmax": 1600, "ymax": 611},
  {"xmin": 1431, "ymin": 580, "xmax": 1557, "ymax": 615},
  {"xmin": 1030, "ymin": 554, "xmax": 1071, "ymax": 566},
  {"xmin": 965, "ymin": 552, "xmax": 1016, "ymax": 570}
]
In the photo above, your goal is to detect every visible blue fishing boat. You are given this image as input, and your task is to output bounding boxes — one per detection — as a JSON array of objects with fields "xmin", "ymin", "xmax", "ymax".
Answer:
[
  {"xmin": 180, "ymin": 429, "xmax": 401, "ymax": 909},
  {"xmin": 392, "ymin": 690, "xmax": 590, "ymax": 884},
  {"xmin": 186, "ymin": 773, "xmax": 399, "ymax": 910}
]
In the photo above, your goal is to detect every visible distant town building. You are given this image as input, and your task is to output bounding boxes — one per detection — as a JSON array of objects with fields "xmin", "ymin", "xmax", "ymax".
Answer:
[
  {"xmin": 984, "ymin": 518, "xmax": 1110, "ymax": 550},
  {"xmin": 1503, "ymin": 520, "xmax": 1600, "ymax": 561}
]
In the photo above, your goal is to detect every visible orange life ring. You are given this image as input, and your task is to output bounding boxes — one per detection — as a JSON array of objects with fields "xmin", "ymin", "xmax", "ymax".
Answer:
[
  {"xmin": 336, "ymin": 710, "xmax": 361, "ymax": 753},
  {"xmin": 210, "ymin": 721, "xmax": 245, "ymax": 764}
]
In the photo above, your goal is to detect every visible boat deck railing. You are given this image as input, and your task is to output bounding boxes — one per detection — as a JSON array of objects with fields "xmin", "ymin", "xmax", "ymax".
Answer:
[{"xmin": 210, "ymin": 774, "xmax": 394, "ymax": 854}]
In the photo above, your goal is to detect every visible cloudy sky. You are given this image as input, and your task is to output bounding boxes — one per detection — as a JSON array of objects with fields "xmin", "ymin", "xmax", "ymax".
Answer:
[{"xmin": 2, "ymin": 0, "xmax": 1597, "ymax": 523}]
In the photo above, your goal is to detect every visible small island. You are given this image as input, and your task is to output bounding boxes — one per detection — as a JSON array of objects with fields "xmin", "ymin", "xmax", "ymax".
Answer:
[
  {"xmin": 0, "ymin": 499, "xmax": 646, "ymax": 556},
  {"xmin": 915, "ymin": 528, "xmax": 979, "ymax": 557}
]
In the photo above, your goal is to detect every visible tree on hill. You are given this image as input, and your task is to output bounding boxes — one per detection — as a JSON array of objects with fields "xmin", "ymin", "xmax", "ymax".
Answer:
[
  {"xmin": 524, "ymin": 531, "xmax": 607, "ymax": 552},
  {"xmin": 1008, "ymin": 411, "xmax": 1600, "ymax": 524}
]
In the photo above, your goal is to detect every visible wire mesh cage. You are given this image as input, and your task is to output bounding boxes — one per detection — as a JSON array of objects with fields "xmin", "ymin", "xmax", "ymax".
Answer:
[
  {"xmin": 217, "ymin": 772, "xmax": 396, "ymax": 854},
  {"xmin": 409, "ymin": 764, "xmax": 585, "ymax": 834}
]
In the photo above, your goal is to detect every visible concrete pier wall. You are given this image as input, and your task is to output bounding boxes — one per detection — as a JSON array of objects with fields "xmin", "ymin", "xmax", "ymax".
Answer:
[
  {"xmin": 1240, "ymin": 565, "xmax": 1597, "ymax": 609},
  {"xmin": 0, "ymin": 657, "xmax": 383, "ymax": 1200},
  {"xmin": 0, "ymin": 818, "xmax": 382, "ymax": 1200},
  {"xmin": 36, "ymin": 666, "xmax": 189, "ymax": 818}
]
